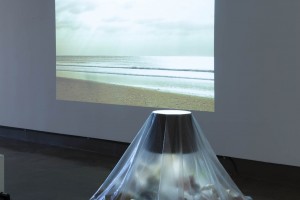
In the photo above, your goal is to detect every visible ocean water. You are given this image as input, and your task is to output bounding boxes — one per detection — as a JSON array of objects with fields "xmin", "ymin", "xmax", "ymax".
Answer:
[{"xmin": 56, "ymin": 56, "xmax": 214, "ymax": 98}]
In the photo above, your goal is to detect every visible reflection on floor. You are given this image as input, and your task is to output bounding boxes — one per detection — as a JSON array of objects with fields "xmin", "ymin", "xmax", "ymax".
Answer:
[{"xmin": 0, "ymin": 137, "xmax": 300, "ymax": 200}]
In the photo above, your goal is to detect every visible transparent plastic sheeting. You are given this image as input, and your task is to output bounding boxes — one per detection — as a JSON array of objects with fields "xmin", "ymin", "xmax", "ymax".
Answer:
[{"xmin": 91, "ymin": 110, "xmax": 252, "ymax": 200}]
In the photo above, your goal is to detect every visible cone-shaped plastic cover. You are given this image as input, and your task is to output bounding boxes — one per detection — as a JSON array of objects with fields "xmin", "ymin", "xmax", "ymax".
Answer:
[{"xmin": 91, "ymin": 110, "xmax": 251, "ymax": 200}]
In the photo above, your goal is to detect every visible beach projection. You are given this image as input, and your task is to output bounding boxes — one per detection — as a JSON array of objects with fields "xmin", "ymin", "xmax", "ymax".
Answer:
[{"xmin": 56, "ymin": 0, "xmax": 215, "ymax": 111}]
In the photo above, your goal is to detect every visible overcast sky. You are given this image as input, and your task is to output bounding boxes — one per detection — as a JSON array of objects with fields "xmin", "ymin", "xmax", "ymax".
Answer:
[{"xmin": 55, "ymin": 0, "xmax": 214, "ymax": 56}]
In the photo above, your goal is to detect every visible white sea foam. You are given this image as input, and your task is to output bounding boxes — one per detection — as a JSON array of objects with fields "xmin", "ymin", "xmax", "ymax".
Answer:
[{"xmin": 56, "ymin": 56, "xmax": 214, "ymax": 98}]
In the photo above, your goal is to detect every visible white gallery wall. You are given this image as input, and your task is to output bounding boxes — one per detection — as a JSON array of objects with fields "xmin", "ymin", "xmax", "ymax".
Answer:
[{"xmin": 0, "ymin": 0, "xmax": 300, "ymax": 166}]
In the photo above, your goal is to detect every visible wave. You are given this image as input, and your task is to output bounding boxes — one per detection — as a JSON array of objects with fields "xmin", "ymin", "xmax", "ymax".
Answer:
[
  {"xmin": 56, "ymin": 64, "xmax": 214, "ymax": 73},
  {"xmin": 57, "ymin": 68, "xmax": 214, "ymax": 81}
]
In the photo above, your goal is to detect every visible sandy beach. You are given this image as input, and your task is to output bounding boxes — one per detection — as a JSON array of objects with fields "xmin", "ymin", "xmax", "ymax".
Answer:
[{"xmin": 56, "ymin": 77, "xmax": 214, "ymax": 112}]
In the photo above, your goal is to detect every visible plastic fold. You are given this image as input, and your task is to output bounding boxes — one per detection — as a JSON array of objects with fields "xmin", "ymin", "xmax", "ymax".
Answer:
[{"xmin": 91, "ymin": 110, "xmax": 252, "ymax": 200}]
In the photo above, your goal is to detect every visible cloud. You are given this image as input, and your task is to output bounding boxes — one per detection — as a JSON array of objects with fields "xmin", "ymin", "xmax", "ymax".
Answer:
[
  {"xmin": 96, "ymin": 23, "xmax": 127, "ymax": 34},
  {"xmin": 56, "ymin": 0, "xmax": 95, "ymax": 30},
  {"xmin": 56, "ymin": 0, "xmax": 94, "ymax": 14},
  {"xmin": 55, "ymin": 0, "xmax": 214, "ymax": 56},
  {"xmin": 56, "ymin": 19, "xmax": 82, "ymax": 30},
  {"xmin": 129, "ymin": 19, "xmax": 213, "ymax": 37}
]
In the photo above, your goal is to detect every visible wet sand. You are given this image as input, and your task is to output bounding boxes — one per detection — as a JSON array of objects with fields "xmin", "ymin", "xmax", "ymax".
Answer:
[{"xmin": 56, "ymin": 77, "xmax": 214, "ymax": 112}]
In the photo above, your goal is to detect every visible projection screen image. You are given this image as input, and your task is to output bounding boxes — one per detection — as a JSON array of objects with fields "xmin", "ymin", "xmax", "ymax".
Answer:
[{"xmin": 56, "ymin": 0, "xmax": 215, "ymax": 111}]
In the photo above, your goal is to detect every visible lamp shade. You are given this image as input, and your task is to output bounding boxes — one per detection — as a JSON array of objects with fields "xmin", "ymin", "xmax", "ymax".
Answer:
[
  {"xmin": 146, "ymin": 110, "xmax": 197, "ymax": 153},
  {"xmin": 90, "ymin": 110, "xmax": 251, "ymax": 200}
]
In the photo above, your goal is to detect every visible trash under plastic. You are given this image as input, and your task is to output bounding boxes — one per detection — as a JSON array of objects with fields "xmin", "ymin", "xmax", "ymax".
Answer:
[{"xmin": 91, "ymin": 110, "xmax": 252, "ymax": 200}]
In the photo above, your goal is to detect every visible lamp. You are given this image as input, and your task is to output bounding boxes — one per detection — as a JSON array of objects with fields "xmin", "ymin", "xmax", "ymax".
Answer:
[{"xmin": 91, "ymin": 110, "xmax": 251, "ymax": 200}]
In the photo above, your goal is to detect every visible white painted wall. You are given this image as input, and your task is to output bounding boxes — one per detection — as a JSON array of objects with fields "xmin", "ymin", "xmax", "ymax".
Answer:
[{"xmin": 0, "ymin": 0, "xmax": 300, "ymax": 166}]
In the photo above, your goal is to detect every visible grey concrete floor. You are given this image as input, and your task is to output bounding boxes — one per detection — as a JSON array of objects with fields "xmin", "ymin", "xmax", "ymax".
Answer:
[{"xmin": 0, "ymin": 137, "xmax": 300, "ymax": 200}]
